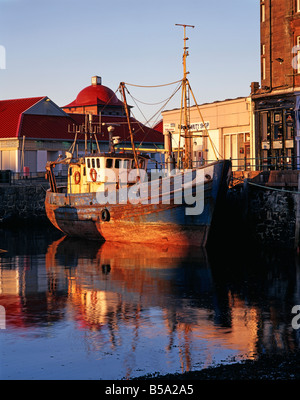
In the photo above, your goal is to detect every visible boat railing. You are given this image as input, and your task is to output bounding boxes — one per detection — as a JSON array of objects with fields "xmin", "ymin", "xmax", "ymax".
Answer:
[
  {"xmin": 147, "ymin": 154, "xmax": 300, "ymax": 173},
  {"xmin": 1, "ymin": 155, "xmax": 300, "ymax": 187},
  {"xmin": 0, "ymin": 170, "xmax": 68, "ymax": 186}
]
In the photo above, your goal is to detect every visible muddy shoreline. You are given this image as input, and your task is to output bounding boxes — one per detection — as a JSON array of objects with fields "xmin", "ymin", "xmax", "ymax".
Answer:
[{"xmin": 135, "ymin": 352, "xmax": 300, "ymax": 380}]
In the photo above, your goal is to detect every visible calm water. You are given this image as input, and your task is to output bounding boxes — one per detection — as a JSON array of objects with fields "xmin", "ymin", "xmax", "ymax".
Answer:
[{"xmin": 0, "ymin": 224, "xmax": 300, "ymax": 380}]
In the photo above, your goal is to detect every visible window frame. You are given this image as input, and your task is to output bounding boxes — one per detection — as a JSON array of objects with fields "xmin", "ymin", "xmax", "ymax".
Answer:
[
  {"xmin": 261, "ymin": 3, "xmax": 266, "ymax": 23},
  {"xmin": 296, "ymin": 36, "xmax": 300, "ymax": 74}
]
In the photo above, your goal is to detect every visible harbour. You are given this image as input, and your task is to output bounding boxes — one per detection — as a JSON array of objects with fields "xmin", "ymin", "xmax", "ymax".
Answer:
[
  {"xmin": 2, "ymin": 0, "xmax": 300, "ymax": 385},
  {"xmin": 0, "ymin": 222, "xmax": 300, "ymax": 380}
]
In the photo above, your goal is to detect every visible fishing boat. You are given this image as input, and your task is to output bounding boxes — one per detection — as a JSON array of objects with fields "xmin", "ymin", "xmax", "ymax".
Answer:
[{"xmin": 45, "ymin": 25, "xmax": 231, "ymax": 246}]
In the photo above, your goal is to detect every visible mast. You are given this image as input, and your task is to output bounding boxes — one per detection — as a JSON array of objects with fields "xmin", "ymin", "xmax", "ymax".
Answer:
[
  {"xmin": 119, "ymin": 82, "xmax": 140, "ymax": 175},
  {"xmin": 176, "ymin": 24, "xmax": 194, "ymax": 169}
]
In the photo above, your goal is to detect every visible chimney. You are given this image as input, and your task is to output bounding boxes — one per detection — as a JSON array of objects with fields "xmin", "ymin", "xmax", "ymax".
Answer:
[
  {"xmin": 91, "ymin": 76, "xmax": 102, "ymax": 86},
  {"xmin": 250, "ymin": 81, "xmax": 260, "ymax": 95}
]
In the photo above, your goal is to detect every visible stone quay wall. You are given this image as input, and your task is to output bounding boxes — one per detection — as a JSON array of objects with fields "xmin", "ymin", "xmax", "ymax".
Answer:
[
  {"xmin": 225, "ymin": 170, "xmax": 300, "ymax": 250},
  {"xmin": 0, "ymin": 184, "xmax": 48, "ymax": 223},
  {"xmin": 1, "ymin": 171, "xmax": 300, "ymax": 250},
  {"xmin": 244, "ymin": 171, "xmax": 300, "ymax": 249},
  {"xmin": 245, "ymin": 182, "xmax": 298, "ymax": 249}
]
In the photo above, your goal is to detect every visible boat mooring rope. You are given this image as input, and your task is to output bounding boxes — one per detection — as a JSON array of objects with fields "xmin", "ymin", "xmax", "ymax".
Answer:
[{"xmin": 248, "ymin": 181, "xmax": 300, "ymax": 195}]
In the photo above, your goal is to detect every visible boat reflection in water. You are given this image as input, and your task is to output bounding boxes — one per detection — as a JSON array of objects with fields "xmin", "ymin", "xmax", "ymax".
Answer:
[
  {"xmin": 1, "ymin": 228, "xmax": 300, "ymax": 379},
  {"xmin": 46, "ymin": 237, "xmax": 259, "ymax": 361}
]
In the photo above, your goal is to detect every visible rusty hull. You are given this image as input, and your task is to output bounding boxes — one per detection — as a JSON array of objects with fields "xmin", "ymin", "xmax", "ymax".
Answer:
[{"xmin": 45, "ymin": 160, "xmax": 231, "ymax": 247}]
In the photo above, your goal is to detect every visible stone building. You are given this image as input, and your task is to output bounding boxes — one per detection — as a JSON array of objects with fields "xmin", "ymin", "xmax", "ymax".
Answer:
[{"xmin": 252, "ymin": 0, "xmax": 300, "ymax": 169}]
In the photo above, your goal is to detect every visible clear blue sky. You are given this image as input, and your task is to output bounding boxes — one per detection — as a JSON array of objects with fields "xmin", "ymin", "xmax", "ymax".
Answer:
[{"xmin": 0, "ymin": 0, "xmax": 260, "ymax": 125}]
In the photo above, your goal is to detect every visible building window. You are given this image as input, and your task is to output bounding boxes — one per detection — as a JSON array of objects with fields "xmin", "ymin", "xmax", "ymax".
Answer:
[
  {"xmin": 273, "ymin": 112, "xmax": 283, "ymax": 140},
  {"xmin": 260, "ymin": 112, "xmax": 269, "ymax": 141},
  {"xmin": 261, "ymin": 4, "xmax": 266, "ymax": 22},
  {"xmin": 297, "ymin": 36, "xmax": 300, "ymax": 73},
  {"xmin": 262, "ymin": 57, "xmax": 266, "ymax": 80}
]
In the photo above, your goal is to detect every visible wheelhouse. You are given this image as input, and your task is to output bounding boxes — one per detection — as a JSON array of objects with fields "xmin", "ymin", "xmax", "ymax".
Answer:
[{"xmin": 67, "ymin": 153, "xmax": 149, "ymax": 194}]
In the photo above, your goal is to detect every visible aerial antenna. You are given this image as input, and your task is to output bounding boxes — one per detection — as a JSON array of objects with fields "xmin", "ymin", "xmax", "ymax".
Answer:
[
  {"xmin": 175, "ymin": 24, "xmax": 219, "ymax": 164},
  {"xmin": 175, "ymin": 24, "xmax": 195, "ymax": 169}
]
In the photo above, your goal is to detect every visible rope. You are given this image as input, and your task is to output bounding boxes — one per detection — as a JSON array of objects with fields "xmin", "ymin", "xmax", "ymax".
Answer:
[
  {"xmin": 248, "ymin": 181, "xmax": 300, "ymax": 195},
  {"xmin": 124, "ymin": 82, "xmax": 182, "ymax": 141},
  {"xmin": 128, "ymin": 93, "xmax": 180, "ymax": 106},
  {"xmin": 100, "ymin": 87, "xmax": 121, "ymax": 114},
  {"xmin": 124, "ymin": 79, "xmax": 182, "ymax": 88}
]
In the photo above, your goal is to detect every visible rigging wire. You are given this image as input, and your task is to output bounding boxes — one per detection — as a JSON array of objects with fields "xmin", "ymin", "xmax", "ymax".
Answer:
[
  {"xmin": 124, "ymin": 79, "xmax": 182, "ymax": 88},
  {"xmin": 116, "ymin": 81, "xmax": 182, "ymax": 150},
  {"xmin": 98, "ymin": 87, "xmax": 121, "ymax": 114},
  {"xmin": 124, "ymin": 86, "xmax": 148, "ymax": 131},
  {"xmin": 127, "ymin": 82, "xmax": 182, "ymax": 132},
  {"xmin": 128, "ymin": 93, "xmax": 180, "ymax": 106},
  {"xmin": 127, "ymin": 82, "xmax": 183, "ymax": 147}
]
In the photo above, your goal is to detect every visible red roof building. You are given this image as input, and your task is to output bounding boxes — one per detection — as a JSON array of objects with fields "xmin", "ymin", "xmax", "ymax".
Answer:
[
  {"xmin": 153, "ymin": 120, "xmax": 163, "ymax": 133},
  {"xmin": 62, "ymin": 76, "xmax": 126, "ymax": 116},
  {"xmin": 0, "ymin": 96, "xmax": 76, "ymax": 174},
  {"xmin": 0, "ymin": 86, "xmax": 164, "ymax": 174},
  {"xmin": 67, "ymin": 113, "xmax": 164, "ymax": 146},
  {"xmin": 0, "ymin": 96, "xmax": 73, "ymax": 139}
]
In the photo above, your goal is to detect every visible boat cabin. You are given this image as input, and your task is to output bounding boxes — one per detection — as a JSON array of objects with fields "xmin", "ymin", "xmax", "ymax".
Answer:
[{"xmin": 67, "ymin": 153, "xmax": 149, "ymax": 194}]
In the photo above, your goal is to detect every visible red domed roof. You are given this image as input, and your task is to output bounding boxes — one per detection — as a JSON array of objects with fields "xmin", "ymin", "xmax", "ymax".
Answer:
[{"xmin": 63, "ymin": 81, "xmax": 124, "ymax": 108}]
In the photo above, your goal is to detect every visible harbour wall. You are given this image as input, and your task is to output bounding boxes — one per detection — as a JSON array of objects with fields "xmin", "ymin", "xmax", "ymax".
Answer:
[
  {"xmin": 0, "ymin": 184, "xmax": 48, "ymax": 224},
  {"xmin": 224, "ymin": 170, "xmax": 300, "ymax": 250},
  {"xmin": 244, "ymin": 182, "xmax": 298, "ymax": 249},
  {"xmin": 1, "ymin": 171, "xmax": 300, "ymax": 250}
]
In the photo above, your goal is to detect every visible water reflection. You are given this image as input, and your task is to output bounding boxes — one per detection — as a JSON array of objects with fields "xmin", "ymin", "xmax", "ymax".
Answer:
[{"xmin": 1, "ymin": 225, "xmax": 300, "ymax": 379}]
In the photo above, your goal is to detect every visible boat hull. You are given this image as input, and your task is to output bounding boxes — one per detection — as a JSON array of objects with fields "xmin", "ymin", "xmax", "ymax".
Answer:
[{"xmin": 45, "ymin": 160, "xmax": 231, "ymax": 246}]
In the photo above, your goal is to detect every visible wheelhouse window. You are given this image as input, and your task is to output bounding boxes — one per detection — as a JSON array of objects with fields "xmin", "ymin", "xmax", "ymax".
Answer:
[
  {"xmin": 123, "ymin": 159, "xmax": 129, "ymax": 169},
  {"xmin": 96, "ymin": 158, "xmax": 100, "ymax": 168},
  {"xmin": 115, "ymin": 159, "xmax": 121, "ymax": 169},
  {"xmin": 131, "ymin": 159, "xmax": 145, "ymax": 169},
  {"xmin": 138, "ymin": 159, "xmax": 145, "ymax": 169},
  {"xmin": 106, "ymin": 158, "xmax": 113, "ymax": 168}
]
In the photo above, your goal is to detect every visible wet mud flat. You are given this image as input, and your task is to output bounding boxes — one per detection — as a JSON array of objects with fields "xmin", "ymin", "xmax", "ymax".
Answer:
[{"xmin": 137, "ymin": 352, "xmax": 300, "ymax": 380}]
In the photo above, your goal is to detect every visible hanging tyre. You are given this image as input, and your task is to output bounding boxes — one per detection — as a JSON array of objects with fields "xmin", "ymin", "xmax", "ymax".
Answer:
[{"xmin": 101, "ymin": 208, "xmax": 110, "ymax": 222}]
